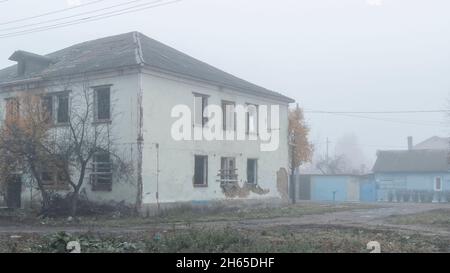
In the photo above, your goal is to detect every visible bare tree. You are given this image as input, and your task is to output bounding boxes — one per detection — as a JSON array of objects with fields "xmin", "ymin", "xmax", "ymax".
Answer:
[
  {"xmin": 315, "ymin": 154, "xmax": 349, "ymax": 175},
  {"xmin": 0, "ymin": 79, "xmax": 133, "ymax": 216},
  {"xmin": 48, "ymin": 79, "xmax": 133, "ymax": 216},
  {"xmin": 0, "ymin": 94, "xmax": 54, "ymax": 211}
]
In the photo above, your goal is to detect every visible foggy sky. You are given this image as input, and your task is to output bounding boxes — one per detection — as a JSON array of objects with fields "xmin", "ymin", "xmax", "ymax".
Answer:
[{"xmin": 0, "ymin": 0, "xmax": 449, "ymax": 166}]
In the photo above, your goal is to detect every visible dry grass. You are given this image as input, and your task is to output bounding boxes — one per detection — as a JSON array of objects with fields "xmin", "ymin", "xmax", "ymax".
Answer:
[
  {"xmin": 1, "ymin": 225, "xmax": 449, "ymax": 253},
  {"xmin": 387, "ymin": 209, "xmax": 450, "ymax": 230}
]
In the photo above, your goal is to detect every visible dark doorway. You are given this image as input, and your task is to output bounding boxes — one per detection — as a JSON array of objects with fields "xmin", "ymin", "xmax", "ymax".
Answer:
[
  {"xmin": 298, "ymin": 175, "xmax": 311, "ymax": 200},
  {"xmin": 6, "ymin": 175, "xmax": 22, "ymax": 209}
]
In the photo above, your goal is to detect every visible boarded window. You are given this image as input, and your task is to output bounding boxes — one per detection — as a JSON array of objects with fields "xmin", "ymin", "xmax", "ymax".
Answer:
[
  {"xmin": 220, "ymin": 157, "xmax": 237, "ymax": 184},
  {"xmin": 246, "ymin": 104, "xmax": 258, "ymax": 134},
  {"xmin": 57, "ymin": 94, "xmax": 69, "ymax": 123},
  {"xmin": 194, "ymin": 155, "xmax": 208, "ymax": 187},
  {"xmin": 41, "ymin": 96, "xmax": 53, "ymax": 124},
  {"xmin": 247, "ymin": 159, "xmax": 258, "ymax": 184},
  {"xmin": 95, "ymin": 87, "xmax": 111, "ymax": 121},
  {"xmin": 222, "ymin": 101, "xmax": 235, "ymax": 131},
  {"xmin": 5, "ymin": 98, "xmax": 20, "ymax": 121},
  {"xmin": 194, "ymin": 94, "xmax": 208, "ymax": 127},
  {"xmin": 91, "ymin": 152, "xmax": 112, "ymax": 191}
]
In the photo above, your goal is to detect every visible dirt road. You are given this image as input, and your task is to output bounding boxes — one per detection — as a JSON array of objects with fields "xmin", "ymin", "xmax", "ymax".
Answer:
[{"xmin": 1, "ymin": 203, "xmax": 449, "ymax": 236}]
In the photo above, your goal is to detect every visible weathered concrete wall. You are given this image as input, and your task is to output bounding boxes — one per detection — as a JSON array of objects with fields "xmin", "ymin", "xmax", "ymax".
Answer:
[{"xmin": 140, "ymin": 69, "xmax": 290, "ymax": 205}]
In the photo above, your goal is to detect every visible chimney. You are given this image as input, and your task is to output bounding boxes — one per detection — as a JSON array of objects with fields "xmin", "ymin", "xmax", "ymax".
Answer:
[{"xmin": 407, "ymin": 136, "xmax": 413, "ymax": 150}]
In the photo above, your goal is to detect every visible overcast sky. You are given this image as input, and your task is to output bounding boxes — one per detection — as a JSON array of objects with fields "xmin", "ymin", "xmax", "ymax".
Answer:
[{"xmin": 0, "ymin": 0, "xmax": 449, "ymax": 165}]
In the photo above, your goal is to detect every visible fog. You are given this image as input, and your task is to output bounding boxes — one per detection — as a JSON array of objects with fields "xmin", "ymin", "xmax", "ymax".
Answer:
[{"xmin": 0, "ymin": 0, "xmax": 449, "ymax": 166}]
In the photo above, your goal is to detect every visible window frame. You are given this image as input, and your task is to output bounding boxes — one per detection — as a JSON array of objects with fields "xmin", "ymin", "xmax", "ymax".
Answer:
[
  {"xmin": 193, "ymin": 92, "xmax": 209, "ymax": 127},
  {"xmin": 56, "ymin": 93, "xmax": 70, "ymax": 124},
  {"xmin": 5, "ymin": 97, "xmax": 20, "ymax": 122},
  {"xmin": 246, "ymin": 158, "xmax": 258, "ymax": 185},
  {"xmin": 434, "ymin": 176, "xmax": 442, "ymax": 192},
  {"xmin": 222, "ymin": 100, "xmax": 236, "ymax": 131},
  {"xmin": 193, "ymin": 155, "xmax": 208, "ymax": 187},
  {"xmin": 93, "ymin": 85, "xmax": 112, "ymax": 123},
  {"xmin": 246, "ymin": 103, "xmax": 258, "ymax": 135},
  {"xmin": 40, "ymin": 156, "xmax": 69, "ymax": 190},
  {"xmin": 220, "ymin": 157, "xmax": 237, "ymax": 184},
  {"xmin": 91, "ymin": 151, "xmax": 113, "ymax": 192}
]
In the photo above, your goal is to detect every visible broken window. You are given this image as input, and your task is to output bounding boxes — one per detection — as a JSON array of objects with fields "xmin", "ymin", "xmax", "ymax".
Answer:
[
  {"xmin": 247, "ymin": 159, "xmax": 258, "ymax": 184},
  {"xmin": 56, "ymin": 94, "xmax": 69, "ymax": 124},
  {"xmin": 194, "ymin": 155, "xmax": 208, "ymax": 187},
  {"xmin": 5, "ymin": 98, "xmax": 20, "ymax": 122},
  {"xmin": 219, "ymin": 157, "xmax": 237, "ymax": 184},
  {"xmin": 41, "ymin": 96, "xmax": 53, "ymax": 124},
  {"xmin": 95, "ymin": 87, "xmax": 111, "ymax": 121},
  {"xmin": 246, "ymin": 104, "xmax": 258, "ymax": 135},
  {"xmin": 222, "ymin": 101, "xmax": 236, "ymax": 131},
  {"xmin": 91, "ymin": 152, "xmax": 112, "ymax": 191},
  {"xmin": 194, "ymin": 93, "xmax": 208, "ymax": 127}
]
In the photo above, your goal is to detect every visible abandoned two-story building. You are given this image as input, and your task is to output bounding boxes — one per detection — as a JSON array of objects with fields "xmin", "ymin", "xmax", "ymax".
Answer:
[{"xmin": 0, "ymin": 32, "xmax": 294, "ymax": 211}]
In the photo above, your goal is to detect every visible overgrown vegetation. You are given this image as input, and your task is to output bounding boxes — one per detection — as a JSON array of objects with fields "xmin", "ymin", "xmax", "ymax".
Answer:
[{"xmin": 2, "ymin": 225, "xmax": 449, "ymax": 253}]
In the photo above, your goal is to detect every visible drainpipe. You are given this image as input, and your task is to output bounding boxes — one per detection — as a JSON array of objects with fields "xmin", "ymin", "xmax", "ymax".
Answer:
[{"xmin": 155, "ymin": 143, "xmax": 160, "ymax": 212}]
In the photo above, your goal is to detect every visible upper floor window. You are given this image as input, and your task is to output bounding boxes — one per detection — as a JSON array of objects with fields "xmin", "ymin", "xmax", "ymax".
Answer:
[
  {"xmin": 56, "ymin": 94, "xmax": 69, "ymax": 124},
  {"xmin": 222, "ymin": 100, "xmax": 235, "ymax": 131},
  {"xmin": 246, "ymin": 104, "xmax": 258, "ymax": 135},
  {"xmin": 41, "ymin": 96, "xmax": 53, "ymax": 124},
  {"xmin": 94, "ymin": 86, "xmax": 111, "ymax": 122},
  {"xmin": 193, "ymin": 93, "xmax": 208, "ymax": 127}
]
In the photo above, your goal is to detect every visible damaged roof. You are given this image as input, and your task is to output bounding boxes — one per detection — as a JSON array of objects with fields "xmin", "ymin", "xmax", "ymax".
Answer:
[
  {"xmin": 372, "ymin": 149, "xmax": 450, "ymax": 173},
  {"xmin": 0, "ymin": 32, "xmax": 294, "ymax": 102}
]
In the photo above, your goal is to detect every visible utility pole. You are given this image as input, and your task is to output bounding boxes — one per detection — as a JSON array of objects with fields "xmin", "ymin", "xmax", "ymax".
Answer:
[{"xmin": 326, "ymin": 137, "xmax": 331, "ymax": 164}]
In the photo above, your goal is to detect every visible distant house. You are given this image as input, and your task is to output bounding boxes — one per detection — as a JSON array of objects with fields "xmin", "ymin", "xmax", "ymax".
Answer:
[
  {"xmin": 414, "ymin": 136, "xmax": 450, "ymax": 150},
  {"xmin": 372, "ymin": 148, "xmax": 450, "ymax": 203}
]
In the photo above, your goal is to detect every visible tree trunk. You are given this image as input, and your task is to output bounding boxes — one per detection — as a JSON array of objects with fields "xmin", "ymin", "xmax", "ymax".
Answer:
[{"xmin": 70, "ymin": 190, "xmax": 79, "ymax": 217}]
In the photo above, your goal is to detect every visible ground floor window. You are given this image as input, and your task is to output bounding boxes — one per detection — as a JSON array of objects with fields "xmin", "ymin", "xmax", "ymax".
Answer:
[
  {"xmin": 247, "ymin": 159, "xmax": 258, "ymax": 184},
  {"xmin": 434, "ymin": 177, "xmax": 442, "ymax": 191},
  {"xmin": 91, "ymin": 152, "xmax": 112, "ymax": 191},
  {"xmin": 220, "ymin": 157, "xmax": 237, "ymax": 184},
  {"xmin": 194, "ymin": 155, "xmax": 208, "ymax": 187},
  {"xmin": 40, "ymin": 157, "xmax": 69, "ymax": 190}
]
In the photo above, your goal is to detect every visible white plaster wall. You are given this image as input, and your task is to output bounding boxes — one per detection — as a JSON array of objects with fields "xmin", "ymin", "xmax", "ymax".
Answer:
[
  {"xmin": 140, "ymin": 70, "xmax": 290, "ymax": 204},
  {"xmin": 0, "ymin": 69, "xmax": 141, "ymax": 206}
]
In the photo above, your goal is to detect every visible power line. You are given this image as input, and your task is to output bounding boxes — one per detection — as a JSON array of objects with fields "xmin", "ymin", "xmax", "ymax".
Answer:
[
  {"xmin": 0, "ymin": 0, "xmax": 106, "ymax": 26},
  {"xmin": 305, "ymin": 110, "xmax": 449, "ymax": 114},
  {"xmin": 0, "ymin": 0, "xmax": 154, "ymax": 32},
  {"xmin": 313, "ymin": 112, "xmax": 446, "ymax": 127},
  {"xmin": 0, "ymin": 0, "xmax": 183, "ymax": 38}
]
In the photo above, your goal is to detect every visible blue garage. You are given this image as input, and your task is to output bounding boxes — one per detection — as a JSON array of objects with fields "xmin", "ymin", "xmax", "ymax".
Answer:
[{"xmin": 297, "ymin": 174, "xmax": 376, "ymax": 203}]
